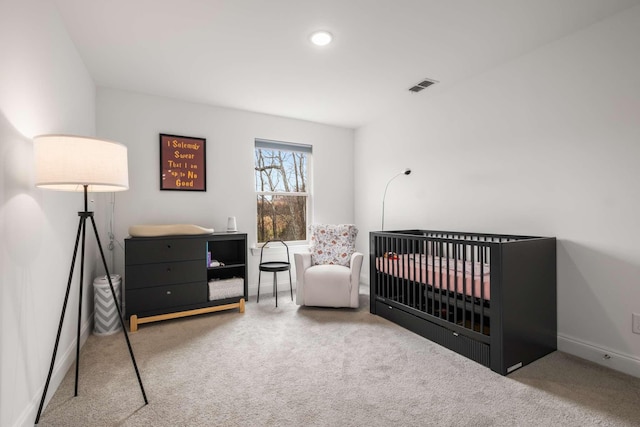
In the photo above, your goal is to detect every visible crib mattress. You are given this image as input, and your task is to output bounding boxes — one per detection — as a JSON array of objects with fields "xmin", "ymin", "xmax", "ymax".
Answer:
[{"xmin": 376, "ymin": 254, "xmax": 491, "ymax": 300}]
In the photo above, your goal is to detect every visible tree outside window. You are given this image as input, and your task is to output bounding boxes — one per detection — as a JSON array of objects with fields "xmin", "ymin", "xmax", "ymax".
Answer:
[{"xmin": 254, "ymin": 140, "xmax": 310, "ymax": 243}]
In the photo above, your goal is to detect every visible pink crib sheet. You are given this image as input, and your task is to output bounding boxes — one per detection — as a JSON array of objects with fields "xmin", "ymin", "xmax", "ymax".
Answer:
[{"xmin": 376, "ymin": 254, "xmax": 491, "ymax": 300}]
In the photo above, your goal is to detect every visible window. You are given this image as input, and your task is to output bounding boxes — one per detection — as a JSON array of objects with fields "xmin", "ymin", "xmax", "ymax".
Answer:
[{"xmin": 254, "ymin": 139, "xmax": 311, "ymax": 243}]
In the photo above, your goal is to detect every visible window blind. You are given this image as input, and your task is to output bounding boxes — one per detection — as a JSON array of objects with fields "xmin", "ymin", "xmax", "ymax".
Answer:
[{"xmin": 255, "ymin": 138, "xmax": 312, "ymax": 154}]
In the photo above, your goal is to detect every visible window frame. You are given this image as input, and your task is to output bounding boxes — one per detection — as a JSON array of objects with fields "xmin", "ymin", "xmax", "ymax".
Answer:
[{"xmin": 254, "ymin": 138, "xmax": 312, "ymax": 245}]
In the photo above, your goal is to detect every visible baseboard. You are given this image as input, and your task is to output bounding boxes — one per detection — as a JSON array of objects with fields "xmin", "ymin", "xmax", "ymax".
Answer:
[
  {"xmin": 558, "ymin": 333, "xmax": 640, "ymax": 379},
  {"xmin": 15, "ymin": 313, "xmax": 94, "ymax": 427}
]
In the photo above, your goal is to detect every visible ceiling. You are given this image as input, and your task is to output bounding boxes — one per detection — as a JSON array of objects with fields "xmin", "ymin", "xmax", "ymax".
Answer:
[{"xmin": 52, "ymin": 0, "xmax": 640, "ymax": 129}]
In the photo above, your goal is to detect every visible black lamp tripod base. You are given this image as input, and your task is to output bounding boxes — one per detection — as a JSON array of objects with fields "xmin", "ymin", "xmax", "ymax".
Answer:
[{"xmin": 35, "ymin": 188, "xmax": 147, "ymax": 424}]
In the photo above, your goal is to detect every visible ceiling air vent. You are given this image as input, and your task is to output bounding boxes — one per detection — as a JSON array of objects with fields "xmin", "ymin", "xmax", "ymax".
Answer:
[{"xmin": 408, "ymin": 78, "xmax": 438, "ymax": 93}]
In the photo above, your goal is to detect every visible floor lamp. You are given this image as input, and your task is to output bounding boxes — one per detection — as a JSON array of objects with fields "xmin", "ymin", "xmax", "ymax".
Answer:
[
  {"xmin": 33, "ymin": 134, "xmax": 148, "ymax": 424},
  {"xmin": 381, "ymin": 168, "xmax": 411, "ymax": 231}
]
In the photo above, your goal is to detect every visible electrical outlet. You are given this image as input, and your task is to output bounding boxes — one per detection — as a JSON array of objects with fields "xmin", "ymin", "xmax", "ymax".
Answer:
[{"xmin": 633, "ymin": 313, "xmax": 640, "ymax": 334}]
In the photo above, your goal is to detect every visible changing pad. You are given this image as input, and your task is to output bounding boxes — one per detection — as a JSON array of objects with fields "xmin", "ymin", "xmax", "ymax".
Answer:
[{"xmin": 128, "ymin": 224, "xmax": 214, "ymax": 237}]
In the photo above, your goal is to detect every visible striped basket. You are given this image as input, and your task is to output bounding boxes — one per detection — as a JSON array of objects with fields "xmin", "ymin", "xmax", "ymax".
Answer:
[{"xmin": 93, "ymin": 275, "xmax": 122, "ymax": 335}]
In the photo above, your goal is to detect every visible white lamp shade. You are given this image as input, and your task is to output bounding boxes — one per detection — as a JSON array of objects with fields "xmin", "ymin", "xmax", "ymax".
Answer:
[{"xmin": 34, "ymin": 134, "xmax": 129, "ymax": 192}]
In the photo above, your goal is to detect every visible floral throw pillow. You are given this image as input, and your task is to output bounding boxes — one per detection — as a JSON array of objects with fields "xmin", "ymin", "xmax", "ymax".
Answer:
[{"xmin": 309, "ymin": 224, "xmax": 358, "ymax": 267}]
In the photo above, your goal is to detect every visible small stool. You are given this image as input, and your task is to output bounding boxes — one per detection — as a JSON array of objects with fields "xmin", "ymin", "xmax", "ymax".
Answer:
[{"xmin": 257, "ymin": 240, "xmax": 293, "ymax": 307}]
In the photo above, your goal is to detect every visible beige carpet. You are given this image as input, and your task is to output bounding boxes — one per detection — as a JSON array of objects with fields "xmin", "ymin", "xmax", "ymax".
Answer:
[{"xmin": 39, "ymin": 287, "xmax": 640, "ymax": 426}]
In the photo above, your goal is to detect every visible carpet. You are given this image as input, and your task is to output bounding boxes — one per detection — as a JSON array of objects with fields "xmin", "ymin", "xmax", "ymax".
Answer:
[{"xmin": 38, "ymin": 287, "xmax": 640, "ymax": 426}]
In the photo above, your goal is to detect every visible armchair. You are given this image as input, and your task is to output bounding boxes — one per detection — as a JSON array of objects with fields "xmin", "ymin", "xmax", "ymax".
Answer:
[{"xmin": 294, "ymin": 224, "xmax": 363, "ymax": 308}]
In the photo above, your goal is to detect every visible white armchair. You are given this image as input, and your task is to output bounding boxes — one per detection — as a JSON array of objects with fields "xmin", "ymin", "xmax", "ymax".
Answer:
[{"xmin": 294, "ymin": 224, "xmax": 363, "ymax": 308}]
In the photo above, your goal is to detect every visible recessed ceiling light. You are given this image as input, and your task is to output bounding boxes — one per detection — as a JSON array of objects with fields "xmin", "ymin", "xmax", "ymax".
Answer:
[{"xmin": 310, "ymin": 30, "xmax": 333, "ymax": 46}]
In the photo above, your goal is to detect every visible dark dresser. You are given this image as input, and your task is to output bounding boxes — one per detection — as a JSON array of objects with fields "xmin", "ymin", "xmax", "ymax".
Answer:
[{"xmin": 125, "ymin": 233, "xmax": 247, "ymax": 331}]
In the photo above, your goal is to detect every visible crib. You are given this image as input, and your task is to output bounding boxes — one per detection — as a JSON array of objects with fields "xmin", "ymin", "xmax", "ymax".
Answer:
[{"xmin": 370, "ymin": 230, "xmax": 556, "ymax": 375}]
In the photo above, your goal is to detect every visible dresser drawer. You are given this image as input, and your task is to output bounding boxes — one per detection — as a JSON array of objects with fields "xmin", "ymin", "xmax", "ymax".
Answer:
[
  {"xmin": 126, "ymin": 237, "xmax": 205, "ymax": 264},
  {"xmin": 126, "ymin": 260, "xmax": 204, "ymax": 289},
  {"xmin": 126, "ymin": 282, "xmax": 206, "ymax": 314}
]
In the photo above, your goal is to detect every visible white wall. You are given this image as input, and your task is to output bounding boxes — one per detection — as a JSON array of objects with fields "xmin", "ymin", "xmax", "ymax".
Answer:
[
  {"xmin": 96, "ymin": 88, "xmax": 355, "ymax": 294},
  {"xmin": 355, "ymin": 5, "xmax": 640, "ymax": 377},
  {"xmin": 0, "ymin": 1, "xmax": 97, "ymax": 426}
]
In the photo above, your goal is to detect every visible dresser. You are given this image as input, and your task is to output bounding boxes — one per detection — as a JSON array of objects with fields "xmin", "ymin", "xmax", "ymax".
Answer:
[{"xmin": 125, "ymin": 233, "xmax": 247, "ymax": 331}]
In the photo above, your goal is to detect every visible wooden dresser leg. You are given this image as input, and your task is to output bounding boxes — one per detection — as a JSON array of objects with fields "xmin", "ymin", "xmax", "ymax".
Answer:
[
  {"xmin": 130, "ymin": 315, "xmax": 138, "ymax": 332},
  {"xmin": 239, "ymin": 298, "xmax": 245, "ymax": 313}
]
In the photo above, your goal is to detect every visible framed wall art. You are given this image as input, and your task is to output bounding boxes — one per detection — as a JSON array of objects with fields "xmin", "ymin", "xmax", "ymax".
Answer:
[{"xmin": 159, "ymin": 133, "xmax": 206, "ymax": 191}]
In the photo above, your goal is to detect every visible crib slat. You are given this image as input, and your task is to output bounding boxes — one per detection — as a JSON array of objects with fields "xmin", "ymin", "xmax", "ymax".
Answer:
[{"xmin": 471, "ymin": 247, "xmax": 476, "ymax": 333}]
